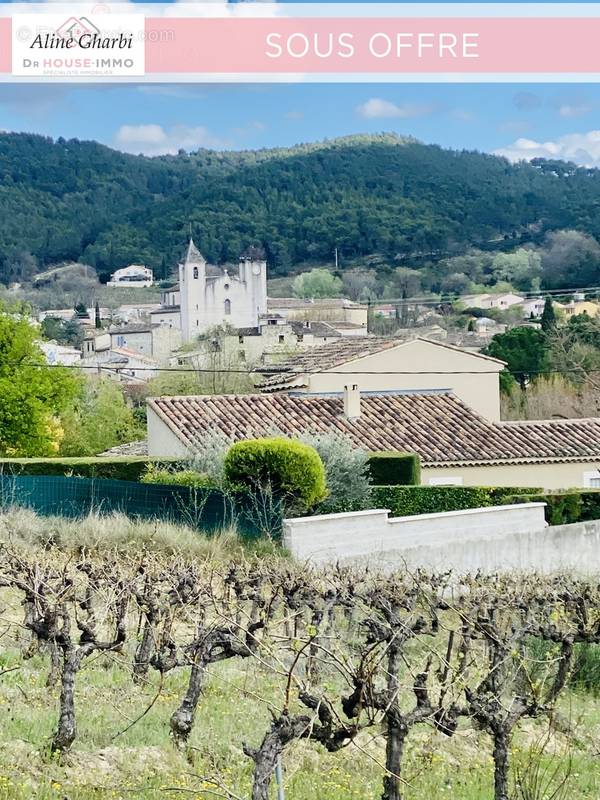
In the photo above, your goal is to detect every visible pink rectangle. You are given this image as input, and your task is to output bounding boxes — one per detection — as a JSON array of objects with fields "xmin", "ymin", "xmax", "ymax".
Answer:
[
  {"xmin": 4, "ymin": 16, "xmax": 600, "ymax": 76},
  {"xmin": 143, "ymin": 17, "xmax": 600, "ymax": 74}
]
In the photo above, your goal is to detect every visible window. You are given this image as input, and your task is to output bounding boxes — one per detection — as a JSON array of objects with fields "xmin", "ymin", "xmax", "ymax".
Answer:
[
  {"xmin": 224, "ymin": 299, "xmax": 231, "ymax": 315},
  {"xmin": 428, "ymin": 476, "xmax": 463, "ymax": 486},
  {"xmin": 278, "ymin": 334, "xmax": 285, "ymax": 344},
  {"xmin": 297, "ymin": 334, "xmax": 304, "ymax": 342},
  {"xmin": 193, "ymin": 266, "xmax": 199, "ymax": 279},
  {"xmin": 583, "ymin": 471, "xmax": 600, "ymax": 488},
  {"xmin": 239, "ymin": 350, "xmax": 246, "ymax": 362},
  {"xmin": 238, "ymin": 335, "xmax": 244, "ymax": 344},
  {"xmin": 224, "ymin": 283, "xmax": 230, "ymax": 290},
  {"xmin": 268, "ymin": 318, "xmax": 277, "ymax": 326}
]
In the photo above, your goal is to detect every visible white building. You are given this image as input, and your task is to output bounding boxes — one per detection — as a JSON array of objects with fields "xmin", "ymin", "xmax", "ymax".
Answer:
[
  {"xmin": 107, "ymin": 264, "xmax": 154, "ymax": 287},
  {"xmin": 462, "ymin": 293, "xmax": 524, "ymax": 310},
  {"xmin": 153, "ymin": 241, "xmax": 268, "ymax": 344},
  {"xmin": 39, "ymin": 340, "xmax": 82, "ymax": 367}
]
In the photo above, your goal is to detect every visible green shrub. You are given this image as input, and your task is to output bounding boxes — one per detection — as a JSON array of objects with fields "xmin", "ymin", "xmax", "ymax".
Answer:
[
  {"xmin": 370, "ymin": 485, "xmax": 543, "ymax": 517},
  {"xmin": 223, "ymin": 437, "xmax": 327, "ymax": 513},
  {"xmin": 581, "ymin": 490, "xmax": 600, "ymax": 522},
  {"xmin": 367, "ymin": 452, "xmax": 421, "ymax": 486},
  {"xmin": 0, "ymin": 457, "xmax": 183, "ymax": 482},
  {"xmin": 140, "ymin": 466, "xmax": 212, "ymax": 489},
  {"xmin": 300, "ymin": 431, "xmax": 371, "ymax": 513}
]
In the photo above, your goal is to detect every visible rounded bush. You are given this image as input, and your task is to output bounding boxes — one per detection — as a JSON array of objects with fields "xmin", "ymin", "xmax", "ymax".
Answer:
[{"xmin": 223, "ymin": 437, "xmax": 327, "ymax": 513}]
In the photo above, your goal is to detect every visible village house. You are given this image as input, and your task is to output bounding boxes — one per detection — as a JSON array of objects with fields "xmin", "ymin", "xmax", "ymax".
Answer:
[
  {"xmin": 462, "ymin": 292, "xmax": 524, "ymax": 310},
  {"xmin": 256, "ymin": 337, "xmax": 505, "ymax": 421},
  {"xmin": 563, "ymin": 300, "xmax": 600, "ymax": 319},
  {"xmin": 107, "ymin": 264, "xmax": 154, "ymax": 287},
  {"xmin": 145, "ymin": 388, "xmax": 600, "ymax": 491},
  {"xmin": 267, "ymin": 297, "xmax": 367, "ymax": 328}
]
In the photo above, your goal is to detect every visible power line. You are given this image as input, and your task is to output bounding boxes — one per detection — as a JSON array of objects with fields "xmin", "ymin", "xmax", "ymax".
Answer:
[{"xmin": 6, "ymin": 360, "xmax": 600, "ymax": 379}]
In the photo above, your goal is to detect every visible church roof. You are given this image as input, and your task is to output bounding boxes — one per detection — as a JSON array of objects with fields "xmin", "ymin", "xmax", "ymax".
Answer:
[{"xmin": 185, "ymin": 239, "xmax": 205, "ymax": 264}]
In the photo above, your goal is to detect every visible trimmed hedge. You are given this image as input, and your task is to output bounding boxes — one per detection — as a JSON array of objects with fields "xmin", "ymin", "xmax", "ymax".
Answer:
[
  {"xmin": 371, "ymin": 485, "xmax": 543, "ymax": 518},
  {"xmin": 367, "ymin": 452, "xmax": 421, "ymax": 486},
  {"xmin": 224, "ymin": 437, "xmax": 327, "ymax": 513},
  {"xmin": 141, "ymin": 467, "xmax": 213, "ymax": 489},
  {"xmin": 0, "ymin": 457, "xmax": 183, "ymax": 482},
  {"xmin": 508, "ymin": 490, "xmax": 600, "ymax": 526}
]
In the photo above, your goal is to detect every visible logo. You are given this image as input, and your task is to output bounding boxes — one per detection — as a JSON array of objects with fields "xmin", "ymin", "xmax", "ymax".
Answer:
[
  {"xmin": 56, "ymin": 16, "xmax": 101, "ymax": 41},
  {"xmin": 12, "ymin": 13, "xmax": 145, "ymax": 78}
]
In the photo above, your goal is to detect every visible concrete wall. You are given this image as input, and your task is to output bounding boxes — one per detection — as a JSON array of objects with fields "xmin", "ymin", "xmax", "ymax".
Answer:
[
  {"xmin": 421, "ymin": 461, "xmax": 600, "ymax": 491},
  {"xmin": 303, "ymin": 338, "xmax": 503, "ymax": 421},
  {"xmin": 283, "ymin": 505, "xmax": 600, "ymax": 574},
  {"xmin": 283, "ymin": 503, "xmax": 545, "ymax": 565}
]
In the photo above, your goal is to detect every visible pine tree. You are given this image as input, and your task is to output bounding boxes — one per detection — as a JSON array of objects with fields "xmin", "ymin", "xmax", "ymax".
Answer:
[{"xmin": 541, "ymin": 296, "xmax": 557, "ymax": 332}]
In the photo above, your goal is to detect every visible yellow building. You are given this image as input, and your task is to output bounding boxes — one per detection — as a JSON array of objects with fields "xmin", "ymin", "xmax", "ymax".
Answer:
[
  {"xmin": 563, "ymin": 300, "xmax": 600, "ymax": 318},
  {"xmin": 257, "ymin": 337, "xmax": 505, "ymax": 421}
]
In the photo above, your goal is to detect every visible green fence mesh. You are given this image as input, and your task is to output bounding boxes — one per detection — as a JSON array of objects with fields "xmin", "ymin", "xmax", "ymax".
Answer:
[{"xmin": 0, "ymin": 475, "xmax": 281, "ymax": 540}]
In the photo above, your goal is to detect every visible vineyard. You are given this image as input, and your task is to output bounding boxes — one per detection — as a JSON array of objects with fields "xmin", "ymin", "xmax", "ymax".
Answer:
[{"xmin": 0, "ymin": 510, "xmax": 600, "ymax": 799}]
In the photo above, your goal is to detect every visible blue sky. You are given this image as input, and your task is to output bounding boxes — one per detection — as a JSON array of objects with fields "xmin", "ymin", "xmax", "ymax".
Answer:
[
  {"xmin": 3, "ymin": 82, "xmax": 600, "ymax": 165},
  {"xmin": 2, "ymin": 2, "xmax": 600, "ymax": 163}
]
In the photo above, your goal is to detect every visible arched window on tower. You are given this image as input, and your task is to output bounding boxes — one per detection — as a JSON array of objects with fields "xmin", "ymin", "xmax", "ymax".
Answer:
[
  {"xmin": 193, "ymin": 266, "xmax": 199, "ymax": 279},
  {"xmin": 224, "ymin": 298, "xmax": 231, "ymax": 315}
]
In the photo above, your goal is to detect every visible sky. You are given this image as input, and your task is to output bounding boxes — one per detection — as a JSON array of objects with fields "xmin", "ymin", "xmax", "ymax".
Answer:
[{"xmin": 2, "ymin": 1, "xmax": 600, "ymax": 164}]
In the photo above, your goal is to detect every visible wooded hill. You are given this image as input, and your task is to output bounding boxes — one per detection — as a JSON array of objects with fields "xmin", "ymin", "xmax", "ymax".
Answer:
[{"xmin": 2, "ymin": 130, "xmax": 600, "ymax": 283}]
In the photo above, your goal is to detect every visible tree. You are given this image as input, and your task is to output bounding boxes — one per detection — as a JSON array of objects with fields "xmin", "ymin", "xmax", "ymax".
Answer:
[
  {"xmin": 491, "ymin": 249, "xmax": 542, "ymax": 291},
  {"xmin": 40, "ymin": 317, "xmax": 83, "ymax": 348},
  {"xmin": 292, "ymin": 269, "xmax": 342, "ymax": 299},
  {"xmin": 0, "ymin": 308, "xmax": 81, "ymax": 456},
  {"xmin": 484, "ymin": 327, "xmax": 550, "ymax": 391},
  {"xmin": 59, "ymin": 377, "xmax": 143, "ymax": 456},
  {"xmin": 540, "ymin": 230, "xmax": 600, "ymax": 288},
  {"xmin": 540, "ymin": 296, "xmax": 557, "ymax": 332}
]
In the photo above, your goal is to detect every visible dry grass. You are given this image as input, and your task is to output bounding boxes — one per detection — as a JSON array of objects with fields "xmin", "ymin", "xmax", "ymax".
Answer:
[{"xmin": 0, "ymin": 508, "xmax": 281, "ymax": 560}]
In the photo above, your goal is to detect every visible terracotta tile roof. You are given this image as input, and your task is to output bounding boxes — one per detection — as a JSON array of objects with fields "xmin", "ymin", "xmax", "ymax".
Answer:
[
  {"xmin": 289, "ymin": 321, "xmax": 342, "ymax": 338},
  {"xmin": 267, "ymin": 297, "xmax": 362, "ymax": 309},
  {"xmin": 257, "ymin": 337, "xmax": 505, "ymax": 391},
  {"xmin": 147, "ymin": 391, "xmax": 600, "ymax": 467}
]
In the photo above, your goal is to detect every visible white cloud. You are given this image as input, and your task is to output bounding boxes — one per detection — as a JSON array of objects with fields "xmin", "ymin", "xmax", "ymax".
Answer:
[
  {"xmin": 285, "ymin": 110, "xmax": 304, "ymax": 121},
  {"xmin": 494, "ymin": 130, "xmax": 600, "ymax": 167},
  {"xmin": 114, "ymin": 123, "xmax": 229, "ymax": 155},
  {"xmin": 559, "ymin": 103, "xmax": 593, "ymax": 119},
  {"xmin": 356, "ymin": 97, "xmax": 435, "ymax": 120}
]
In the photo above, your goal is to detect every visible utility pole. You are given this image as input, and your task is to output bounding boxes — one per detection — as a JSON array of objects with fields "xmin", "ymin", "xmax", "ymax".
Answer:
[{"xmin": 334, "ymin": 247, "xmax": 339, "ymax": 269}]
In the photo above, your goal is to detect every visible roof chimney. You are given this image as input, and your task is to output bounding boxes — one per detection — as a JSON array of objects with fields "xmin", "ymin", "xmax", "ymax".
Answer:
[{"xmin": 343, "ymin": 384, "xmax": 361, "ymax": 420}]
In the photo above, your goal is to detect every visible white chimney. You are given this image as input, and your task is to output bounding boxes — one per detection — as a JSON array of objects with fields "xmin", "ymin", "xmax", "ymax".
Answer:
[{"xmin": 343, "ymin": 384, "xmax": 361, "ymax": 419}]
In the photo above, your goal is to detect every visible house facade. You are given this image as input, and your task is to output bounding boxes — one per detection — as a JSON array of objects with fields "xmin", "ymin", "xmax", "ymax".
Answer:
[
  {"xmin": 257, "ymin": 337, "xmax": 505, "ymax": 421},
  {"xmin": 146, "ymin": 389, "xmax": 600, "ymax": 491},
  {"xmin": 107, "ymin": 265, "xmax": 154, "ymax": 287}
]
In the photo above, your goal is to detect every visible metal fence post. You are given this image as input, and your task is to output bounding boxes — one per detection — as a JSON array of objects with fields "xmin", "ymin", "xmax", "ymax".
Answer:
[{"xmin": 275, "ymin": 755, "xmax": 285, "ymax": 800}]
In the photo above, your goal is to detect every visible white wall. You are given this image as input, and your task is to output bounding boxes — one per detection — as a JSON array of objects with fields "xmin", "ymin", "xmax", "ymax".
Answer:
[{"xmin": 283, "ymin": 504, "xmax": 553, "ymax": 572}]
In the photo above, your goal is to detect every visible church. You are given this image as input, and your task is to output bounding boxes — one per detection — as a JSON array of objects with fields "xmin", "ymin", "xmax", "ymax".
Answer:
[{"xmin": 151, "ymin": 240, "xmax": 268, "ymax": 342}]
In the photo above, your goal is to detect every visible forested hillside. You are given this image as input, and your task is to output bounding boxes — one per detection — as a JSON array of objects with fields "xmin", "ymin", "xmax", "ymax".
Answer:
[{"xmin": 2, "ymin": 130, "xmax": 600, "ymax": 283}]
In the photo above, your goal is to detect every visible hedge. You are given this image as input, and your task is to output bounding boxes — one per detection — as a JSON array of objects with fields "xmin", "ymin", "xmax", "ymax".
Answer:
[
  {"xmin": 367, "ymin": 452, "xmax": 421, "ymax": 486},
  {"xmin": 0, "ymin": 457, "xmax": 183, "ymax": 482},
  {"xmin": 371, "ymin": 485, "xmax": 543, "ymax": 518},
  {"xmin": 141, "ymin": 467, "xmax": 213, "ymax": 489},
  {"xmin": 507, "ymin": 490, "xmax": 600, "ymax": 526},
  {"xmin": 224, "ymin": 437, "xmax": 327, "ymax": 513}
]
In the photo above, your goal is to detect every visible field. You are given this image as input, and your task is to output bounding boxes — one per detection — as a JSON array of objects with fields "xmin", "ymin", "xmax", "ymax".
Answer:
[{"xmin": 0, "ymin": 510, "xmax": 599, "ymax": 800}]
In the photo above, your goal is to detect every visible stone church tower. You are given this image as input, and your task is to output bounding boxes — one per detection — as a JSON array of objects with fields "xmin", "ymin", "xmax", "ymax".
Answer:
[{"xmin": 178, "ymin": 240, "xmax": 267, "ymax": 342}]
